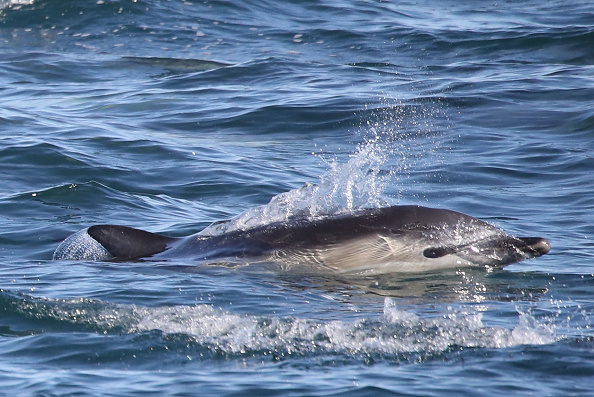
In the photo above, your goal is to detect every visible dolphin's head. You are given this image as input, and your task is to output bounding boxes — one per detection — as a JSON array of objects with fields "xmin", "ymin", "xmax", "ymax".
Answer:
[
  {"xmin": 422, "ymin": 234, "xmax": 551, "ymax": 268},
  {"xmin": 378, "ymin": 207, "xmax": 552, "ymax": 273},
  {"xmin": 310, "ymin": 206, "xmax": 551, "ymax": 274}
]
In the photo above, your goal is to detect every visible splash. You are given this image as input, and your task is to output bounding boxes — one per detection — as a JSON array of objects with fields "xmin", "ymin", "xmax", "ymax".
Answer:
[
  {"xmin": 199, "ymin": 143, "xmax": 389, "ymax": 236},
  {"xmin": 200, "ymin": 99, "xmax": 445, "ymax": 236}
]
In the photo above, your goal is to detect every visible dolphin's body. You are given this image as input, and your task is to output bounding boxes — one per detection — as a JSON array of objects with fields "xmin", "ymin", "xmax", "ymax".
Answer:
[{"xmin": 53, "ymin": 205, "xmax": 550, "ymax": 274}]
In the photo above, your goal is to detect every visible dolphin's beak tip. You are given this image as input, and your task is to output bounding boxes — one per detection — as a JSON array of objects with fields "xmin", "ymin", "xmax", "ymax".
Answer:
[
  {"xmin": 519, "ymin": 237, "xmax": 551, "ymax": 257},
  {"xmin": 536, "ymin": 238, "xmax": 552, "ymax": 256}
]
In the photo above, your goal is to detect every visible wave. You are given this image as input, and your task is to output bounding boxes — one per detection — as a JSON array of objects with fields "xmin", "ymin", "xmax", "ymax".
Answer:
[{"xmin": 0, "ymin": 289, "xmax": 558, "ymax": 362}]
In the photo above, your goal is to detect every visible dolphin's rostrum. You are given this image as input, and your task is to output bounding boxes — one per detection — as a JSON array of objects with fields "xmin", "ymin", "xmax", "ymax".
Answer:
[{"xmin": 53, "ymin": 205, "xmax": 550, "ymax": 274}]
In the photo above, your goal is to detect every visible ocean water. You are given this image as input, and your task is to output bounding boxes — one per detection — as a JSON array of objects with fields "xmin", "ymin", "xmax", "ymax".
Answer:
[{"xmin": 1, "ymin": 0, "xmax": 594, "ymax": 395}]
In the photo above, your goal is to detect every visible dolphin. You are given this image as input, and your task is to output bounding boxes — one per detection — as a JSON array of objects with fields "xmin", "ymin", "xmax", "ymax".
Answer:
[{"xmin": 53, "ymin": 205, "xmax": 550, "ymax": 274}]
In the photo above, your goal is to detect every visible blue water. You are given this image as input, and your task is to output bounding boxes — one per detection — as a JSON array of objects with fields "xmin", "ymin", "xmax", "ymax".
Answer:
[{"xmin": 1, "ymin": 0, "xmax": 594, "ymax": 395}]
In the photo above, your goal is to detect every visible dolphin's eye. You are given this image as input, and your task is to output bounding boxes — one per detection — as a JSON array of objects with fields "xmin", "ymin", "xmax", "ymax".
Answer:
[{"xmin": 423, "ymin": 246, "xmax": 451, "ymax": 258}]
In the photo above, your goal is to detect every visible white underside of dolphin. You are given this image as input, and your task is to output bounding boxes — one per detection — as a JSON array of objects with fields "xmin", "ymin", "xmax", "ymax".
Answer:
[{"xmin": 53, "ymin": 205, "xmax": 551, "ymax": 275}]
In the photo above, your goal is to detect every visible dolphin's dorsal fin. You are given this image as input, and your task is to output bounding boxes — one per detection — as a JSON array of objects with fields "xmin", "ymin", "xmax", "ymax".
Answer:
[{"xmin": 87, "ymin": 225, "xmax": 176, "ymax": 260}]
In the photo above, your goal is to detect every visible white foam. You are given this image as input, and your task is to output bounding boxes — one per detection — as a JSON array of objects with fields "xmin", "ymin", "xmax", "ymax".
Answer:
[
  {"xmin": 383, "ymin": 298, "xmax": 558, "ymax": 350},
  {"xmin": 0, "ymin": 0, "xmax": 34, "ymax": 12}
]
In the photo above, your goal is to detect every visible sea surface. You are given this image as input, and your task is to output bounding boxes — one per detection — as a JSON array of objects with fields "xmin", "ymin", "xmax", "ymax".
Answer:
[{"xmin": 1, "ymin": 0, "xmax": 594, "ymax": 395}]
